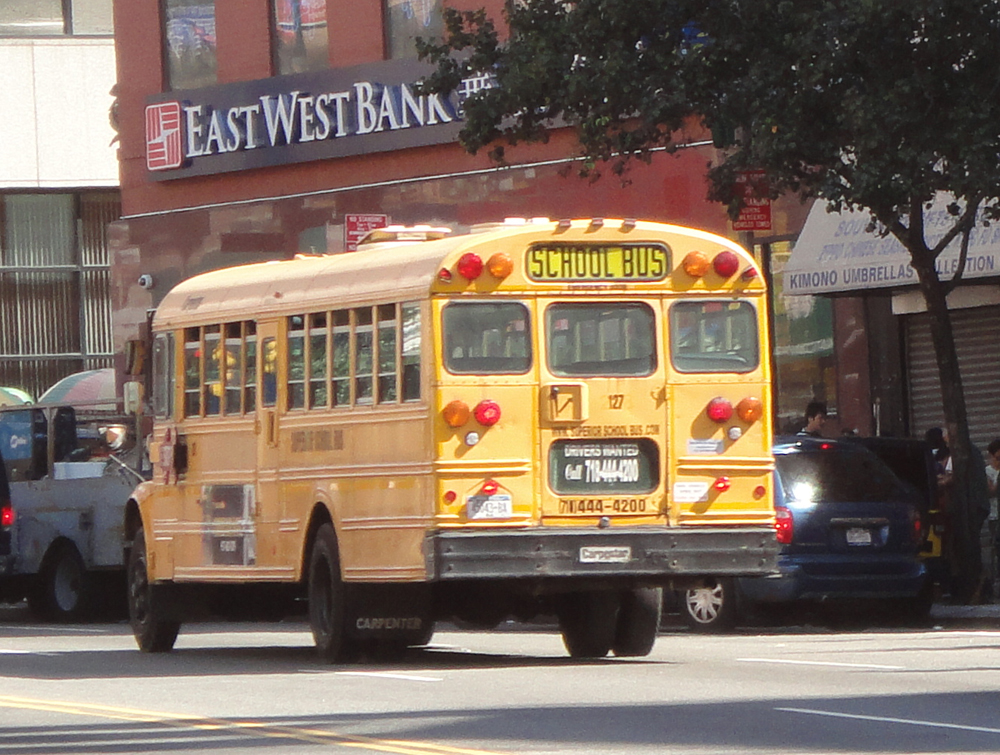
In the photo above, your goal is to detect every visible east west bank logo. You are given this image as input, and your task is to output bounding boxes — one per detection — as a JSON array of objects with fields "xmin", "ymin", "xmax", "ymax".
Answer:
[{"xmin": 143, "ymin": 75, "xmax": 494, "ymax": 175}]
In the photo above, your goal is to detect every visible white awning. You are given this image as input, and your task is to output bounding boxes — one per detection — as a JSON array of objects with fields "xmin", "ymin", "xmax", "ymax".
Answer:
[{"xmin": 783, "ymin": 196, "xmax": 1000, "ymax": 295}]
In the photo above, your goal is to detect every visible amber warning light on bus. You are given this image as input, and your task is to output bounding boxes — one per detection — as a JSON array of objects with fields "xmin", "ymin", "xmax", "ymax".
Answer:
[
  {"xmin": 682, "ymin": 249, "xmax": 754, "ymax": 281},
  {"xmin": 442, "ymin": 252, "xmax": 514, "ymax": 283}
]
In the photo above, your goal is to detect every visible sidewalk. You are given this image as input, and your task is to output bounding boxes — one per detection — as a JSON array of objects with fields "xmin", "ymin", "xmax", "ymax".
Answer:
[{"xmin": 930, "ymin": 600, "xmax": 1000, "ymax": 628}]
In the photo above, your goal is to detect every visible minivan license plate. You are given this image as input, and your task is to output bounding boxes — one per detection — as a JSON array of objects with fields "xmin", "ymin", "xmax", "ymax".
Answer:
[{"xmin": 846, "ymin": 527, "xmax": 872, "ymax": 546}]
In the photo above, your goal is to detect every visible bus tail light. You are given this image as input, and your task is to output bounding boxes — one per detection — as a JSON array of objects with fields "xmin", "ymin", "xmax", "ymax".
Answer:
[
  {"xmin": 486, "ymin": 252, "xmax": 513, "ymax": 279},
  {"xmin": 443, "ymin": 399, "xmax": 470, "ymax": 427},
  {"xmin": 712, "ymin": 250, "xmax": 740, "ymax": 278},
  {"xmin": 457, "ymin": 253, "xmax": 484, "ymax": 280},
  {"xmin": 1, "ymin": 504, "xmax": 13, "ymax": 528},
  {"xmin": 474, "ymin": 399, "xmax": 502, "ymax": 426},
  {"xmin": 682, "ymin": 251, "xmax": 710, "ymax": 277},
  {"xmin": 775, "ymin": 506, "xmax": 793, "ymax": 544},
  {"xmin": 736, "ymin": 396, "xmax": 763, "ymax": 423},
  {"xmin": 481, "ymin": 479, "xmax": 499, "ymax": 495},
  {"xmin": 706, "ymin": 397, "xmax": 733, "ymax": 423},
  {"xmin": 443, "ymin": 490, "xmax": 457, "ymax": 504},
  {"xmin": 713, "ymin": 476, "xmax": 731, "ymax": 492}
]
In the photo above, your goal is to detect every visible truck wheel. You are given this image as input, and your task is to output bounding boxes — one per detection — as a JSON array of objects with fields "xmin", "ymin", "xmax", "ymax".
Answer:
[
  {"xmin": 30, "ymin": 543, "xmax": 92, "ymax": 622},
  {"xmin": 682, "ymin": 578, "xmax": 738, "ymax": 632},
  {"xmin": 308, "ymin": 523, "xmax": 349, "ymax": 662},
  {"xmin": 558, "ymin": 591, "xmax": 620, "ymax": 658},
  {"xmin": 613, "ymin": 587, "xmax": 662, "ymax": 657},
  {"xmin": 127, "ymin": 526, "xmax": 180, "ymax": 652}
]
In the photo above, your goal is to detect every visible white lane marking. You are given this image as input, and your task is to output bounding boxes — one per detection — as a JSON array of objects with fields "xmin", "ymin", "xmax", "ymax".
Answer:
[
  {"xmin": 778, "ymin": 707, "xmax": 1000, "ymax": 735},
  {"xmin": 738, "ymin": 657, "xmax": 904, "ymax": 670},
  {"xmin": 334, "ymin": 671, "xmax": 443, "ymax": 682},
  {"xmin": 0, "ymin": 650, "xmax": 60, "ymax": 656}
]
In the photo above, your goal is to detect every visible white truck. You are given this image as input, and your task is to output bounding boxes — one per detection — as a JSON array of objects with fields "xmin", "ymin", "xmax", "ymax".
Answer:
[{"xmin": 0, "ymin": 405, "xmax": 145, "ymax": 620}]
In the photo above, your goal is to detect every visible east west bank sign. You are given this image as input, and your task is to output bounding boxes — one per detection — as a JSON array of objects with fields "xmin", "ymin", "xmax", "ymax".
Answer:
[
  {"xmin": 783, "ymin": 195, "xmax": 1000, "ymax": 295},
  {"xmin": 144, "ymin": 60, "xmax": 485, "ymax": 180}
]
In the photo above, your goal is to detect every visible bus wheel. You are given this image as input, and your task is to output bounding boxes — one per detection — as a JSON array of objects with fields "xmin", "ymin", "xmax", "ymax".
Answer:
[
  {"xmin": 308, "ymin": 523, "xmax": 349, "ymax": 662},
  {"xmin": 558, "ymin": 591, "xmax": 619, "ymax": 658},
  {"xmin": 682, "ymin": 578, "xmax": 738, "ymax": 632},
  {"xmin": 127, "ymin": 526, "xmax": 180, "ymax": 652},
  {"xmin": 30, "ymin": 543, "xmax": 92, "ymax": 622},
  {"xmin": 612, "ymin": 587, "xmax": 662, "ymax": 657}
]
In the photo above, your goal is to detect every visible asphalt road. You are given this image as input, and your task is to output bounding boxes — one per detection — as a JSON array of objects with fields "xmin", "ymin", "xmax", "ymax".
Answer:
[{"xmin": 1, "ymin": 604, "xmax": 999, "ymax": 755}]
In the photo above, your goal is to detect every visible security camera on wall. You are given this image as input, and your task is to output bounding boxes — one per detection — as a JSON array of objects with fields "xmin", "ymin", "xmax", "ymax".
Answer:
[{"xmin": 138, "ymin": 274, "xmax": 154, "ymax": 290}]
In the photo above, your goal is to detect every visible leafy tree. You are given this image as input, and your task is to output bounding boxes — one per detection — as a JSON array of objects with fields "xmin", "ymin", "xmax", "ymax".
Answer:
[{"xmin": 419, "ymin": 0, "xmax": 1000, "ymax": 599}]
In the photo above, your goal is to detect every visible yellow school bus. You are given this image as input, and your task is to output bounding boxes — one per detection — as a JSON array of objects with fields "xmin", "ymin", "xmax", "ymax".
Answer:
[{"xmin": 125, "ymin": 217, "xmax": 778, "ymax": 659}]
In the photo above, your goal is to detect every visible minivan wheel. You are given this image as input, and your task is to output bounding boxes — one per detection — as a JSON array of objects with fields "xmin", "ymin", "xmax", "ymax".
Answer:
[{"xmin": 682, "ymin": 578, "xmax": 738, "ymax": 632}]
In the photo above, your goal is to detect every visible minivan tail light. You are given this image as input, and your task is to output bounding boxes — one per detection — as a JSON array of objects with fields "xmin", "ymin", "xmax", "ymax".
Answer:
[
  {"xmin": 774, "ymin": 506, "xmax": 793, "ymax": 544},
  {"xmin": 1, "ymin": 504, "xmax": 13, "ymax": 528}
]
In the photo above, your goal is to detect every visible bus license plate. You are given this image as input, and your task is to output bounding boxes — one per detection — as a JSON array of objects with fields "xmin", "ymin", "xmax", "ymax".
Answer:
[
  {"xmin": 846, "ymin": 527, "xmax": 872, "ymax": 546},
  {"xmin": 579, "ymin": 546, "xmax": 632, "ymax": 563},
  {"xmin": 467, "ymin": 494, "xmax": 513, "ymax": 519}
]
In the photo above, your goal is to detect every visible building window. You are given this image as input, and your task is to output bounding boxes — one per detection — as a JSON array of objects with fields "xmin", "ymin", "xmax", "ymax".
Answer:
[
  {"xmin": 0, "ymin": 0, "xmax": 113, "ymax": 36},
  {"xmin": 385, "ymin": 0, "xmax": 443, "ymax": 60},
  {"xmin": 768, "ymin": 240, "xmax": 837, "ymax": 433},
  {"xmin": 273, "ymin": 0, "xmax": 329, "ymax": 74},
  {"xmin": 163, "ymin": 0, "xmax": 217, "ymax": 90},
  {"xmin": 0, "ymin": 192, "xmax": 118, "ymax": 401}
]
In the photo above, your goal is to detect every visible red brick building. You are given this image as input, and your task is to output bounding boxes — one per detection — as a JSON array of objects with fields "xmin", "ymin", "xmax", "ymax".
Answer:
[{"xmin": 111, "ymin": 0, "xmax": 891, "ymax": 435}]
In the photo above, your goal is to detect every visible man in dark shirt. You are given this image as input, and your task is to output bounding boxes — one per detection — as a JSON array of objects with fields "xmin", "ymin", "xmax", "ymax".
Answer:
[{"xmin": 797, "ymin": 401, "xmax": 828, "ymax": 437}]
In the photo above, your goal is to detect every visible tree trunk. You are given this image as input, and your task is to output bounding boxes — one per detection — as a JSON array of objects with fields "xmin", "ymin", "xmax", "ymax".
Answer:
[{"xmin": 911, "ymin": 255, "xmax": 983, "ymax": 602}]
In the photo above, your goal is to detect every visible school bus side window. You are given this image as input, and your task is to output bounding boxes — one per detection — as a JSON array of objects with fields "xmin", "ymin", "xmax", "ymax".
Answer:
[
  {"xmin": 331, "ymin": 310, "xmax": 350, "ymax": 406},
  {"xmin": 152, "ymin": 332, "xmax": 174, "ymax": 419},
  {"xmin": 546, "ymin": 303, "xmax": 655, "ymax": 377},
  {"xmin": 309, "ymin": 312, "xmax": 328, "ymax": 408},
  {"xmin": 183, "ymin": 327, "xmax": 201, "ymax": 417},
  {"xmin": 443, "ymin": 302, "xmax": 531, "ymax": 374},
  {"xmin": 355, "ymin": 308, "xmax": 374, "ymax": 404},
  {"xmin": 244, "ymin": 323, "xmax": 257, "ymax": 410},
  {"xmin": 377, "ymin": 304, "xmax": 397, "ymax": 404},
  {"xmin": 287, "ymin": 315, "xmax": 306, "ymax": 410},
  {"xmin": 669, "ymin": 300, "xmax": 759, "ymax": 373},
  {"xmin": 401, "ymin": 302, "xmax": 420, "ymax": 401}
]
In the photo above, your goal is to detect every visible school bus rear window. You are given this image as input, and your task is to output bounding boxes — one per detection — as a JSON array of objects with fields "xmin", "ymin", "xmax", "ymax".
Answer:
[
  {"xmin": 669, "ymin": 300, "xmax": 759, "ymax": 373},
  {"xmin": 443, "ymin": 302, "xmax": 531, "ymax": 374},
  {"xmin": 546, "ymin": 302, "xmax": 655, "ymax": 377}
]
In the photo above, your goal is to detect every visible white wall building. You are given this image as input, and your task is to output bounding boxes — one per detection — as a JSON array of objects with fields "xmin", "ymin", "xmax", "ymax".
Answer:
[{"xmin": 0, "ymin": 1, "xmax": 120, "ymax": 399}]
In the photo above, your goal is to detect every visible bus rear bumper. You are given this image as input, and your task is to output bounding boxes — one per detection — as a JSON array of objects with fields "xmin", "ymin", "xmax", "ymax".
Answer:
[{"xmin": 430, "ymin": 527, "xmax": 779, "ymax": 582}]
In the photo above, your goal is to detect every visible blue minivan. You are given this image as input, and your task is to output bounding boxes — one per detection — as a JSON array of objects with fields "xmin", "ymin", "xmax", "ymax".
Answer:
[{"xmin": 682, "ymin": 436, "xmax": 929, "ymax": 630}]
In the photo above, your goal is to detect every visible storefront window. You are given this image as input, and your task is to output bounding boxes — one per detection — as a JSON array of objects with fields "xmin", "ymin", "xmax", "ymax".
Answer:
[
  {"xmin": 163, "ymin": 0, "xmax": 217, "ymax": 90},
  {"xmin": 273, "ymin": 0, "xmax": 329, "ymax": 74},
  {"xmin": 768, "ymin": 241, "xmax": 837, "ymax": 433},
  {"xmin": 384, "ymin": 0, "xmax": 443, "ymax": 60}
]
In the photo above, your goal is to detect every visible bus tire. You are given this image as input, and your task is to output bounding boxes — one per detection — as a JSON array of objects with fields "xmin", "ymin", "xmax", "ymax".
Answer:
[
  {"xmin": 682, "ymin": 578, "xmax": 738, "ymax": 632},
  {"xmin": 308, "ymin": 523, "xmax": 349, "ymax": 662},
  {"xmin": 558, "ymin": 591, "xmax": 619, "ymax": 659},
  {"xmin": 612, "ymin": 587, "xmax": 662, "ymax": 657},
  {"xmin": 127, "ymin": 526, "xmax": 180, "ymax": 652},
  {"xmin": 30, "ymin": 542, "xmax": 92, "ymax": 622}
]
